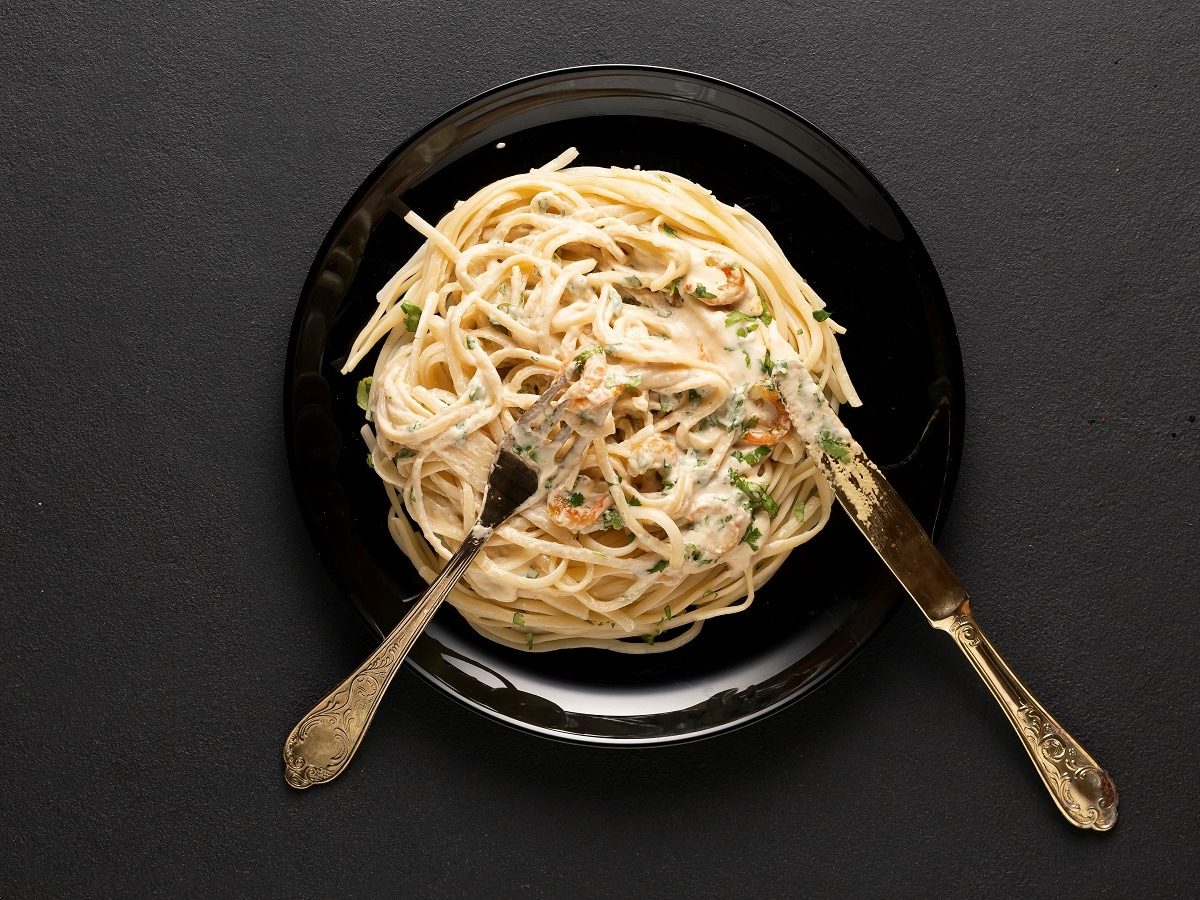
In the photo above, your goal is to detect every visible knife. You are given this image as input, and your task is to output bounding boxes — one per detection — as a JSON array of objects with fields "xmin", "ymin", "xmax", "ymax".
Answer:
[{"xmin": 795, "ymin": 399, "xmax": 1118, "ymax": 831}]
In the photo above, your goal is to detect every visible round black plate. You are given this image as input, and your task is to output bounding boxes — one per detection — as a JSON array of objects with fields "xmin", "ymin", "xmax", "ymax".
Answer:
[{"xmin": 285, "ymin": 66, "xmax": 964, "ymax": 745}]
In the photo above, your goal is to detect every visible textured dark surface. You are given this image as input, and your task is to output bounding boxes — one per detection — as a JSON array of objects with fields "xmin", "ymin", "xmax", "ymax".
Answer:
[{"xmin": 2, "ymin": 1, "xmax": 1197, "ymax": 897}]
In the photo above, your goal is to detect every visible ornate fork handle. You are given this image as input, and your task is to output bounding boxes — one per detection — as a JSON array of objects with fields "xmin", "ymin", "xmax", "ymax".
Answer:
[
  {"xmin": 935, "ymin": 600, "xmax": 1118, "ymax": 830},
  {"xmin": 283, "ymin": 529, "xmax": 489, "ymax": 789}
]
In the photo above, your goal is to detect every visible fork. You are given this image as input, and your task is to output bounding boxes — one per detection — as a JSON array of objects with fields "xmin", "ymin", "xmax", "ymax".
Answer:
[{"xmin": 283, "ymin": 366, "xmax": 580, "ymax": 788}]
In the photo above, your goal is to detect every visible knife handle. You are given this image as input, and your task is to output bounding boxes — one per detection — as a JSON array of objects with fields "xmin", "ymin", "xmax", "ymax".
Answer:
[{"xmin": 934, "ymin": 601, "xmax": 1119, "ymax": 831}]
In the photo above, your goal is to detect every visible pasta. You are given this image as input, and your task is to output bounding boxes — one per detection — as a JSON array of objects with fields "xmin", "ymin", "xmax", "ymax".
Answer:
[{"xmin": 343, "ymin": 148, "xmax": 860, "ymax": 652}]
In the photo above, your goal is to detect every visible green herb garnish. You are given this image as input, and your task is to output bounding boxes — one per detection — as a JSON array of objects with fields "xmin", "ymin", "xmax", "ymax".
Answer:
[
  {"xmin": 812, "ymin": 309, "xmax": 831, "ymax": 322},
  {"xmin": 742, "ymin": 522, "xmax": 763, "ymax": 551},
  {"xmin": 793, "ymin": 499, "xmax": 809, "ymax": 523},
  {"xmin": 365, "ymin": 452, "xmax": 374, "ymax": 469},
  {"xmin": 356, "ymin": 377, "xmax": 372, "ymax": 410},
  {"xmin": 468, "ymin": 385, "xmax": 483, "ymax": 402},
  {"xmin": 661, "ymin": 223, "xmax": 678, "ymax": 237},
  {"xmin": 627, "ymin": 496, "xmax": 642, "ymax": 507},
  {"xmin": 732, "ymin": 445, "xmax": 771, "ymax": 466},
  {"xmin": 567, "ymin": 491, "xmax": 585, "ymax": 507},
  {"xmin": 818, "ymin": 427, "xmax": 852, "ymax": 463},
  {"xmin": 625, "ymin": 275, "xmax": 643, "ymax": 289},
  {"xmin": 601, "ymin": 509, "xmax": 624, "ymax": 530},
  {"xmin": 512, "ymin": 611, "xmax": 525, "ymax": 626},
  {"xmin": 605, "ymin": 374, "xmax": 642, "ymax": 392},
  {"xmin": 396, "ymin": 447, "xmax": 416, "ymax": 459},
  {"xmin": 729, "ymin": 470, "xmax": 780, "ymax": 516},
  {"xmin": 401, "ymin": 303, "xmax": 422, "ymax": 332},
  {"xmin": 572, "ymin": 344, "xmax": 616, "ymax": 369},
  {"xmin": 692, "ymin": 283, "xmax": 716, "ymax": 300},
  {"xmin": 647, "ymin": 559, "xmax": 668, "ymax": 574}
]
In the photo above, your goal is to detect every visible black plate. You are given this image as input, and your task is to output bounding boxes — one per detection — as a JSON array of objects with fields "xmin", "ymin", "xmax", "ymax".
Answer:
[{"xmin": 285, "ymin": 66, "xmax": 964, "ymax": 745}]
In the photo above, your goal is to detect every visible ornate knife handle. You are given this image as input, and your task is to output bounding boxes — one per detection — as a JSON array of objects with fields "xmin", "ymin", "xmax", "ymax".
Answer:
[
  {"xmin": 283, "ymin": 531, "xmax": 488, "ymax": 789},
  {"xmin": 935, "ymin": 600, "xmax": 1118, "ymax": 830}
]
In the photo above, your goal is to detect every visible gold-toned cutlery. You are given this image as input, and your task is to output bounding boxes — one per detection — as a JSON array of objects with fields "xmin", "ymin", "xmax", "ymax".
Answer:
[
  {"xmin": 284, "ymin": 357, "xmax": 1117, "ymax": 831},
  {"xmin": 283, "ymin": 367, "xmax": 580, "ymax": 789},
  {"xmin": 801, "ymin": 425, "xmax": 1118, "ymax": 830}
]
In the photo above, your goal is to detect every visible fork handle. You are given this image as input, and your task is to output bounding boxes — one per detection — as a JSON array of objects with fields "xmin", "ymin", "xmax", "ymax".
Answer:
[
  {"xmin": 283, "ymin": 529, "xmax": 488, "ymax": 789},
  {"xmin": 935, "ymin": 600, "xmax": 1118, "ymax": 830}
]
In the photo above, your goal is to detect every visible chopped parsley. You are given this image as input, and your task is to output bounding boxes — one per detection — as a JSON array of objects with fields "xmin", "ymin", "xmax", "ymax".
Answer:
[
  {"xmin": 661, "ymin": 223, "xmax": 678, "ymax": 237},
  {"xmin": 647, "ymin": 559, "xmax": 669, "ymax": 574},
  {"xmin": 812, "ymin": 309, "xmax": 832, "ymax": 322},
  {"xmin": 692, "ymin": 283, "xmax": 717, "ymax": 300},
  {"xmin": 725, "ymin": 309, "xmax": 771, "ymax": 328},
  {"xmin": 572, "ymin": 344, "xmax": 616, "ymax": 369},
  {"xmin": 625, "ymin": 274, "xmax": 643, "ymax": 289},
  {"xmin": 742, "ymin": 350, "xmax": 752, "ymax": 368},
  {"xmin": 729, "ymin": 470, "xmax": 780, "ymax": 516},
  {"xmin": 356, "ymin": 377, "xmax": 372, "ymax": 410},
  {"xmin": 641, "ymin": 631, "xmax": 658, "ymax": 645},
  {"xmin": 688, "ymin": 388, "xmax": 702, "ymax": 403},
  {"xmin": 658, "ymin": 173, "xmax": 671, "ymax": 183},
  {"xmin": 468, "ymin": 385, "xmax": 483, "ymax": 402},
  {"xmin": 732, "ymin": 445, "xmax": 772, "ymax": 466},
  {"xmin": 512, "ymin": 611, "xmax": 525, "ymax": 626},
  {"xmin": 742, "ymin": 522, "xmax": 763, "ymax": 551},
  {"xmin": 567, "ymin": 491, "xmax": 585, "ymax": 507},
  {"xmin": 627, "ymin": 496, "xmax": 642, "ymax": 506},
  {"xmin": 396, "ymin": 447, "xmax": 416, "ymax": 459},
  {"xmin": 737, "ymin": 416, "xmax": 759, "ymax": 436},
  {"xmin": 513, "ymin": 444, "xmax": 540, "ymax": 463},
  {"xmin": 601, "ymin": 509, "xmax": 624, "ymax": 530},
  {"xmin": 818, "ymin": 427, "xmax": 852, "ymax": 463},
  {"xmin": 464, "ymin": 335, "xmax": 476, "ymax": 349},
  {"xmin": 605, "ymin": 374, "xmax": 642, "ymax": 393},
  {"xmin": 667, "ymin": 277, "xmax": 683, "ymax": 297},
  {"xmin": 365, "ymin": 452, "xmax": 374, "ymax": 469},
  {"xmin": 525, "ymin": 632, "xmax": 535, "ymax": 650},
  {"xmin": 664, "ymin": 604, "xmax": 673, "ymax": 619},
  {"xmin": 793, "ymin": 498, "xmax": 809, "ymax": 523},
  {"xmin": 401, "ymin": 303, "xmax": 422, "ymax": 333}
]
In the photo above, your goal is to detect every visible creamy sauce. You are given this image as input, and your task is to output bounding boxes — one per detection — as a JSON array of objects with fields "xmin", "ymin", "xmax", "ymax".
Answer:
[
  {"xmin": 454, "ymin": 221, "xmax": 848, "ymax": 602},
  {"xmin": 362, "ymin": 172, "xmax": 858, "ymax": 649}
]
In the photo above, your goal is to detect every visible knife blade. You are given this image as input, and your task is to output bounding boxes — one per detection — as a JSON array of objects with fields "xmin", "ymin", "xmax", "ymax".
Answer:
[{"xmin": 774, "ymin": 357, "xmax": 1118, "ymax": 830}]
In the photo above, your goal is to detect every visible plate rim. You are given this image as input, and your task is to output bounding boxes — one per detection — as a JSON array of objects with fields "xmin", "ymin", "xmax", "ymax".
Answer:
[{"xmin": 284, "ymin": 63, "xmax": 965, "ymax": 746}]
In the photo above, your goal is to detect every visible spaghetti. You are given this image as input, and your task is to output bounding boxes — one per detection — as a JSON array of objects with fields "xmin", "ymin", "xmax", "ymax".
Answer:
[{"xmin": 344, "ymin": 148, "xmax": 860, "ymax": 652}]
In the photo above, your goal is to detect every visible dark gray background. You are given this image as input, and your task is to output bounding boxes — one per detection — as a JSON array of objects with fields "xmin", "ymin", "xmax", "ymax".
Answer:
[{"xmin": 2, "ymin": 1, "xmax": 1197, "ymax": 897}]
